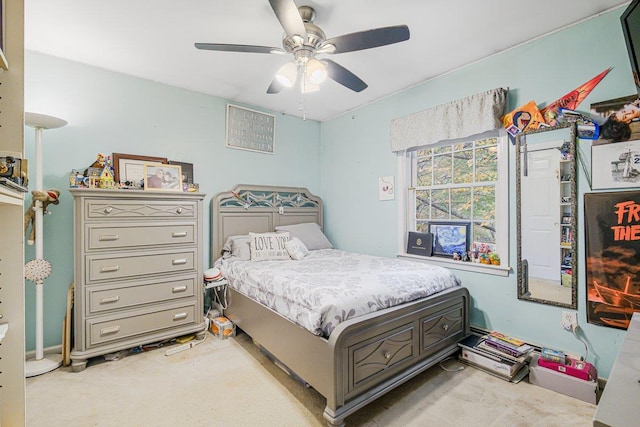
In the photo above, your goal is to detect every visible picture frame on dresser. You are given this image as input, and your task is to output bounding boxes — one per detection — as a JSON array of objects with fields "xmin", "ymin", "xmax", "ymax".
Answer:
[
  {"xmin": 143, "ymin": 162, "xmax": 182, "ymax": 191},
  {"xmin": 112, "ymin": 152, "xmax": 168, "ymax": 185},
  {"xmin": 168, "ymin": 160, "xmax": 194, "ymax": 183}
]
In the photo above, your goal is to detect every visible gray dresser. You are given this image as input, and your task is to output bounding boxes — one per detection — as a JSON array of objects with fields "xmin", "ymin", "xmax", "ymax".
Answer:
[{"xmin": 69, "ymin": 189, "xmax": 206, "ymax": 372}]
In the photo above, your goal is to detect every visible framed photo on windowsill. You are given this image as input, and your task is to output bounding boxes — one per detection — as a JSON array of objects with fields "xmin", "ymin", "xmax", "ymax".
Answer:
[
  {"xmin": 428, "ymin": 221, "xmax": 471, "ymax": 257},
  {"xmin": 112, "ymin": 153, "xmax": 168, "ymax": 186}
]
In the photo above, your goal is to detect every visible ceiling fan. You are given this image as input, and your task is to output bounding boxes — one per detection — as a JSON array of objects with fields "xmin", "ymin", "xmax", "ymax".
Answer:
[{"xmin": 195, "ymin": 0, "xmax": 410, "ymax": 94}]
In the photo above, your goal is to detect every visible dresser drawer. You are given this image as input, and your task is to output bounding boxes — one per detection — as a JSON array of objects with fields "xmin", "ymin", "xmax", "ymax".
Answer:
[
  {"xmin": 85, "ymin": 199, "xmax": 196, "ymax": 220},
  {"xmin": 87, "ymin": 249, "xmax": 196, "ymax": 283},
  {"xmin": 87, "ymin": 222, "xmax": 196, "ymax": 250},
  {"xmin": 87, "ymin": 275, "xmax": 197, "ymax": 315},
  {"xmin": 420, "ymin": 303, "xmax": 464, "ymax": 354},
  {"xmin": 349, "ymin": 323, "xmax": 415, "ymax": 393},
  {"xmin": 87, "ymin": 303, "xmax": 197, "ymax": 347}
]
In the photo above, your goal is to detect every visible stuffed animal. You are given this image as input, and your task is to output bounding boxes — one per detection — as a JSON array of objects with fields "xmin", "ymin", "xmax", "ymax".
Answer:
[{"xmin": 24, "ymin": 189, "xmax": 61, "ymax": 245}]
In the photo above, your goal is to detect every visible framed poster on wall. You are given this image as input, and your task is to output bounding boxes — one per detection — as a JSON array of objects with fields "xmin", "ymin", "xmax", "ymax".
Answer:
[
  {"xmin": 585, "ymin": 190, "xmax": 640, "ymax": 329},
  {"xmin": 226, "ymin": 104, "xmax": 275, "ymax": 154},
  {"xmin": 592, "ymin": 139, "xmax": 640, "ymax": 190}
]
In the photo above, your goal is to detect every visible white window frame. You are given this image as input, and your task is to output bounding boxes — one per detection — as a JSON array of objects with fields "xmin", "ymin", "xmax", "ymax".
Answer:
[{"xmin": 397, "ymin": 132, "xmax": 510, "ymax": 276}]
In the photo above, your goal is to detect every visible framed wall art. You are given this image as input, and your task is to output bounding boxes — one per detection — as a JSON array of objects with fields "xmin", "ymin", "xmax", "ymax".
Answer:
[
  {"xmin": 226, "ymin": 104, "xmax": 275, "ymax": 154},
  {"xmin": 143, "ymin": 162, "xmax": 182, "ymax": 191},
  {"xmin": 592, "ymin": 139, "xmax": 640, "ymax": 190},
  {"xmin": 112, "ymin": 153, "xmax": 168, "ymax": 186},
  {"xmin": 428, "ymin": 221, "xmax": 470, "ymax": 257},
  {"xmin": 585, "ymin": 190, "xmax": 640, "ymax": 329}
]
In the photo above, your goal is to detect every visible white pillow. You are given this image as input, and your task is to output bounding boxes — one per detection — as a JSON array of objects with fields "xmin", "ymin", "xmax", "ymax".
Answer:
[
  {"xmin": 285, "ymin": 237, "xmax": 309, "ymax": 260},
  {"xmin": 275, "ymin": 222, "xmax": 332, "ymax": 250},
  {"xmin": 221, "ymin": 235, "xmax": 251, "ymax": 260},
  {"xmin": 249, "ymin": 232, "xmax": 291, "ymax": 261}
]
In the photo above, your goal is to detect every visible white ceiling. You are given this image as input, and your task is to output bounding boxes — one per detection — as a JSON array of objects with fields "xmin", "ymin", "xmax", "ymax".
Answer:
[{"xmin": 25, "ymin": 0, "xmax": 628, "ymax": 122}]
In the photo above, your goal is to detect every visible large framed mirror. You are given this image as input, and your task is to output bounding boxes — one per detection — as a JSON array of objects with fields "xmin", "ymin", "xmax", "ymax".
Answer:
[{"xmin": 516, "ymin": 123, "xmax": 577, "ymax": 309}]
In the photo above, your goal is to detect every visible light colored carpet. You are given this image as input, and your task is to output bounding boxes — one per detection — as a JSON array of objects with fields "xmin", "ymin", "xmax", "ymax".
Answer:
[{"xmin": 27, "ymin": 331, "xmax": 595, "ymax": 426}]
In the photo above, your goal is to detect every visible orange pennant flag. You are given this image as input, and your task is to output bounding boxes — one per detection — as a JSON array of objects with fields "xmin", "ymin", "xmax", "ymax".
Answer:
[{"xmin": 540, "ymin": 67, "xmax": 612, "ymax": 126}]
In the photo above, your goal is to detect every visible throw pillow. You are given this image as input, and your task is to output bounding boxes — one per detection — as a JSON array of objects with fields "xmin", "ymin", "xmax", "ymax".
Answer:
[
  {"xmin": 285, "ymin": 237, "xmax": 310, "ymax": 260},
  {"xmin": 249, "ymin": 232, "xmax": 291, "ymax": 261},
  {"xmin": 275, "ymin": 222, "xmax": 332, "ymax": 250}
]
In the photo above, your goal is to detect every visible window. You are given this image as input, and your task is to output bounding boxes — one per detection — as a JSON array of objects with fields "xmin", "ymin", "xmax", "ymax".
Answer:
[{"xmin": 399, "ymin": 132, "xmax": 509, "ymax": 273}]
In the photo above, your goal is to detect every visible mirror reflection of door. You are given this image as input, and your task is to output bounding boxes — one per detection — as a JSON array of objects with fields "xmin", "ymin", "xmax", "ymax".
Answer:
[{"xmin": 521, "ymin": 141, "xmax": 571, "ymax": 305}]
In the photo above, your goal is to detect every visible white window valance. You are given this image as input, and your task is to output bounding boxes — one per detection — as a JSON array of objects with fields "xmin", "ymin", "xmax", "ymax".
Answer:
[{"xmin": 390, "ymin": 88, "xmax": 507, "ymax": 152}]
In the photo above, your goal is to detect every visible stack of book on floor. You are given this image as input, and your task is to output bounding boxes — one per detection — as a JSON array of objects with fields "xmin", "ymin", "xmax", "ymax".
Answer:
[{"xmin": 458, "ymin": 331, "xmax": 533, "ymax": 383}]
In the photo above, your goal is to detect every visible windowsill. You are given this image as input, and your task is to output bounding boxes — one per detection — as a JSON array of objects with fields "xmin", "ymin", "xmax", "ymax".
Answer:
[{"xmin": 397, "ymin": 253, "xmax": 512, "ymax": 277}]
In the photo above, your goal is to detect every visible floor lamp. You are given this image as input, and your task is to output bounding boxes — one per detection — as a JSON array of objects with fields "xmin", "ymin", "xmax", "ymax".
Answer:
[{"xmin": 24, "ymin": 112, "xmax": 67, "ymax": 377}]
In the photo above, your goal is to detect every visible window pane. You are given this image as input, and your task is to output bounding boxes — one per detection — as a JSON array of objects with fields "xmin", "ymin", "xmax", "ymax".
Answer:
[
  {"xmin": 433, "ymin": 145, "xmax": 451, "ymax": 155},
  {"xmin": 417, "ymin": 154, "xmax": 432, "ymax": 186},
  {"xmin": 454, "ymin": 142, "xmax": 474, "ymax": 151},
  {"xmin": 416, "ymin": 190, "xmax": 430, "ymax": 220},
  {"xmin": 475, "ymin": 146, "xmax": 498, "ymax": 182},
  {"xmin": 433, "ymin": 154, "xmax": 452, "ymax": 185},
  {"xmin": 476, "ymin": 137, "xmax": 497, "ymax": 147},
  {"xmin": 431, "ymin": 189, "xmax": 450, "ymax": 219},
  {"xmin": 451, "ymin": 187, "xmax": 471, "ymax": 219},
  {"xmin": 473, "ymin": 186, "xmax": 495, "ymax": 220},
  {"xmin": 453, "ymin": 149, "xmax": 473, "ymax": 184},
  {"xmin": 473, "ymin": 222, "xmax": 496, "ymax": 247},
  {"xmin": 411, "ymin": 135, "xmax": 502, "ymax": 259},
  {"xmin": 416, "ymin": 221, "xmax": 428, "ymax": 233}
]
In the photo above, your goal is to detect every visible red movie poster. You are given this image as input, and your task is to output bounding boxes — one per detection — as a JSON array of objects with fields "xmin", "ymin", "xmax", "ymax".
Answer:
[{"xmin": 585, "ymin": 191, "xmax": 640, "ymax": 329}]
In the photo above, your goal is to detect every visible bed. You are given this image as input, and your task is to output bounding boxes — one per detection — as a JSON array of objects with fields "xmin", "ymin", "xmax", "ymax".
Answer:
[{"xmin": 211, "ymin": 185, "xmax": 470, "ymax": 427}]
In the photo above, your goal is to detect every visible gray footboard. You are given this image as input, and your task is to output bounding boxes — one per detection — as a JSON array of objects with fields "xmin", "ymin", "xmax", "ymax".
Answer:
[{"xmin": 225, "ymin": 286, "xmax": 470, "ymax": 427}]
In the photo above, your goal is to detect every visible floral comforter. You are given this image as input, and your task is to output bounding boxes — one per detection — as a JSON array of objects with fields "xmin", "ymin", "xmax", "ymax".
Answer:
[{"xmin": 215, "ymin": 249, "xmax": 461, "ymax": 337}]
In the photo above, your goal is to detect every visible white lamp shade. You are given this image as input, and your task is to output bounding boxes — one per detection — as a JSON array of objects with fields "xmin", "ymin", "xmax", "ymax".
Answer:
[
  {"xmin": 275, "ymin": 62, "xmax": 298, "ymax": 87},
  {"xmin": 306, "ymin": 58, "xmax": 327, "ymax": 85},
  {"xmin": 25, "ymin": 112, "xmax": 67, "ymax": 129}
]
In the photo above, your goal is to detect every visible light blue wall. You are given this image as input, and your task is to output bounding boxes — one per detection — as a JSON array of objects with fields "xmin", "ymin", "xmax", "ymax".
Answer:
[
  {"xmin": 24, "ymin": 7, "xmax": 635, "ymax": 378},
  {"xmin": 320, "ymin": 7, "xmax": 634, "ymax": 378},
  {"xmin": 23, "ymin": 52, "xmax": 320, "ymax": 353}
]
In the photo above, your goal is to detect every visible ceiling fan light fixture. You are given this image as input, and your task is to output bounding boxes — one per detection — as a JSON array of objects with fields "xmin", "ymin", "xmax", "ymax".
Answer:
[
  {"xmin": 301, "ymin": 73, "xmax": 320, "ymax": 94},
  {"xmin": 275, "ymin": 61, "xmax": 298, "ymax": 87},
  {"xmin": 306, "ymin": 58, "xmax": 327, "ymax": 84}
]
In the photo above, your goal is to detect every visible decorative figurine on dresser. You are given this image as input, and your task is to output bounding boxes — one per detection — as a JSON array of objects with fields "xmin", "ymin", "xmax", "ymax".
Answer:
[{"xmin": 69, "ymin": 188, "xmax": 206, "ymax": 372}]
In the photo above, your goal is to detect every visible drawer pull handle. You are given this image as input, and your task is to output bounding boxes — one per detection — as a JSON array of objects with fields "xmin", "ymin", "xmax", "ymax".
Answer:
[
  {"xmin": 172, "ymin": 259, "xmax": 188, "ymax": 266},
  {"xmin": 442, "ymin": 323, "xmax": 449, "ymax": 331},
  {"xmin": 100, "ymin": 296, "xmax": 120, "ymax": 304},
  {"xmin": 171, "ymin": 231, "xmax": 188, "ymax": 238},
  {"xmin": 172, "ymin": 285, "xmax": 188, "ymax": 293},
  {"xmin": 99, "ymin": 234, "xmax": 119, "ymax": 241},
  {"xmin": 104, "ymin": 206, "xmax": 113, "ymax": 214},
  {"xmin": 176, "ymin": 207, "xmax": 183, "ymax": 214},
  {"xmin": 173, "ymin": 312, "xmax": 188, "ymax": 321},
  {"xmin": 100, "ymin": 265, "xmax": 120, "ymax": 273},
  {"xmin": 384, "ymin": 351, "xmax": 392, "ymax": 360},
  {"xmin": 100, "ymin": 325, "xmax": 120, "ymax": 335}
]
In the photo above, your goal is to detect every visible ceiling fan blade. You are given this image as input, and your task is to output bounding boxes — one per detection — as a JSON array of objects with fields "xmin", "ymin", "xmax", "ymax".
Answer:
[
  {"xmin": 323, "ymin": 25, "xmax": 410, "ymax": 54},
  {"xmin": 269, "ymin": 0, "xmax": 307, "ymax": 40},
  {"xmin": 267, "ymin": 78, "xmax": 284, "ymax": 94},
  {"xmin": 324, "ymin": 59, "xmax": 367, "ymax": 93},
  {"xmin": 195, "ymin": 43, "xmax": 284, "ymax": 54}
]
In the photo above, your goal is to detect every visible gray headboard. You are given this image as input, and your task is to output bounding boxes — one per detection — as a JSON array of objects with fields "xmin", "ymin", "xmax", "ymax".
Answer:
[{"xmin": 211, "ymin": 184, "xmax": 323, "ymax": 263}]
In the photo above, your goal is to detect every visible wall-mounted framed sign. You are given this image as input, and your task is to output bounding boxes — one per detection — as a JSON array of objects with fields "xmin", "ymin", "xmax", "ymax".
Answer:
[{"xmin": 226, "ymin": 104, "xmax": 276, "ymax": 154}]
